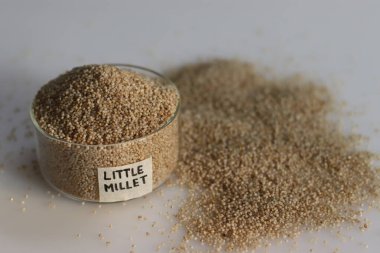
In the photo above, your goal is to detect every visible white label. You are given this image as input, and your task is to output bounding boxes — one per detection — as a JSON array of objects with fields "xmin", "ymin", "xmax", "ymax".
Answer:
[{"xmin": 97, "ymin": 157, "xmax": 153, "ymax": 202}]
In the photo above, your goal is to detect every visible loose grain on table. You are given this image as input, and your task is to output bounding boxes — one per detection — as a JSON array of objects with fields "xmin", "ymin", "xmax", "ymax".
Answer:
[{"xmin": 171, "ymin": 59, "xmax": 380, "ymax": 251}]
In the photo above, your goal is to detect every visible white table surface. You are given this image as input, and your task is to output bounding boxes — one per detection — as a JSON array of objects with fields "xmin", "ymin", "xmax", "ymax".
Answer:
[{"xmin": 1, "ymin": 1, "xmax": 380, "ymax": 252}]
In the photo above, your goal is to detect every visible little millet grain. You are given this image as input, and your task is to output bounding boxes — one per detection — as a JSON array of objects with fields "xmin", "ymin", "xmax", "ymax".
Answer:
[
  {"xmin": 33, "ymin": 64, "xmax": 178, "ymax": 145},
  {"xmin": 32, "ymin": 64, "xmax": 179, "ymax": 201},
  {"xmin": 170, "ymin": 59, "xmax": 380, "ymax": 251}
]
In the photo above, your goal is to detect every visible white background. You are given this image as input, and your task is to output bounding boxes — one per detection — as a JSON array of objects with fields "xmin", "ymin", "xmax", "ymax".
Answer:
[{"xmin": 0, "ymin": 1, "xmax": 379, "ymax": 252}]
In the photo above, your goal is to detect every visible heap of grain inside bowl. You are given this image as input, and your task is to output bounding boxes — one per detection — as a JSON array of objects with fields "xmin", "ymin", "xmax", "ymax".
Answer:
[{"xmin": 31, "ymin": 64, "xmax": 179, "ymax": 202}]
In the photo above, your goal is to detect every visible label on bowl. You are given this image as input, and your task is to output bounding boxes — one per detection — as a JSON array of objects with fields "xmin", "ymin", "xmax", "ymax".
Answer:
[{"xmin": 97, "ymin": 157, "xmax": 153, "ymax": 202}]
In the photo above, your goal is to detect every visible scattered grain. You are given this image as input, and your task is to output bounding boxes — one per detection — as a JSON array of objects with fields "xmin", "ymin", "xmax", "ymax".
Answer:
[
  {"xmin": 13, "ymin": 107, "xmax": 20, "ymax": 113},
  {"xmin": 170, "ymin": 59, "xmax": 380, "ymax": 251},
  {"xmin": 6, "ymin": 127, "xmax": 17, "ymax": 142}
]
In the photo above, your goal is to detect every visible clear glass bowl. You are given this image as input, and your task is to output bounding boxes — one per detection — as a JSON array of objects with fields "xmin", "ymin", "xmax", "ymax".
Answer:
[{"xmin": 30, "ymin": 64, "xmax": 180, "ymax": 203}]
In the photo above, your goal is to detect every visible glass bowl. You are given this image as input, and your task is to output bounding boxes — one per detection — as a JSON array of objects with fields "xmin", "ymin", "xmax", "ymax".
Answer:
[{"xmin": 30, "ymin": 64, "xmax": 180, "ymax": 203}]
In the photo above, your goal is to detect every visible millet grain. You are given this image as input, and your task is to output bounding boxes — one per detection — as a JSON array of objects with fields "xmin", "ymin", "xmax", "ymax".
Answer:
[
  {"xmin": 33, "ymin": 65, "xmax": 178, "ymax": 145},
  {"xmin": 32, "ymin": 65, "xmax": 179, "ymax": 201},
  {"xmin": 171, "ymin": 59, "xmax": 380, "ymax": 251}
]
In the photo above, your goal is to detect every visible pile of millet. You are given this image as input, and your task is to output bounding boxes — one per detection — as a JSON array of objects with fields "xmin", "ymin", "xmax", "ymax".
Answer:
[
  {"xmin": 33, "ymin": 64, "xmax": 178, "ymax": 145},
  {"xmin": 171, "ymin": 60, "xmax": 380, "ymax": 251}
]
